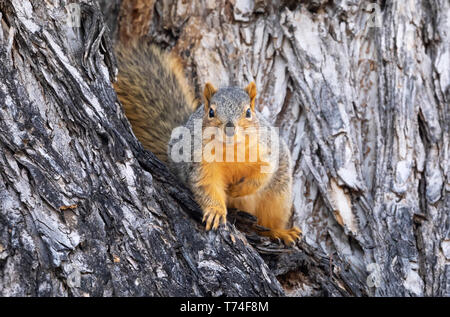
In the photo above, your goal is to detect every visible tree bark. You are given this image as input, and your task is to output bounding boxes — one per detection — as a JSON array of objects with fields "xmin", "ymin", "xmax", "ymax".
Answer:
[
  {"xmin": 102, "ymin": 0, "xmax": 449, "ymax": 296},
  {"xmin": 0, "ymin": 0, "xmax": 448, "ymax": 297}
]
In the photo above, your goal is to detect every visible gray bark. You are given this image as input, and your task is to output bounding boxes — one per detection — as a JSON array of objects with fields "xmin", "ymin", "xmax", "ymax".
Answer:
[{"xmin": 100, "ymin": 0, "xmax": 450, "ymax": 296}]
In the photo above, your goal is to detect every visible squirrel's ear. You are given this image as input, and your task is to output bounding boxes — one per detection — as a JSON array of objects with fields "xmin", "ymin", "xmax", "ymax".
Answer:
[
  {"xmin": 245, "ymin": 82, "xmax": 257, "ymax": 110},
  {"xmin": 203, "ymin": 82, "xmax": 217, "ymax": 109}
]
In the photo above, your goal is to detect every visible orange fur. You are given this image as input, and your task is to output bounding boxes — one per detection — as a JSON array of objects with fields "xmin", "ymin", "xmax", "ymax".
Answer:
[
  {"xmin": 227, "ymin": 179, "xmax": 301, "ymax": 244},
  {"xmin": 195, "ymin": 161, "xmax": 227, "ymax": 231},
  {"xmin": 198, "ymin": 138, "xmax": 301, "ymax": 244},
  {"xmin": 244, "ymin": 82, "xmax": 257, "ymax": 110}
]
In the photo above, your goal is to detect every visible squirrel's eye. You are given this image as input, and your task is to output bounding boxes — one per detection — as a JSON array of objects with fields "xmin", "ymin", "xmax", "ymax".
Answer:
[
  {"xmin": 246, "ymin": 108, "xmax": 252, "ymax": 118},
  {"xmin": 209, "ymin": 108, "xmax": 215, "ymax": 118}
]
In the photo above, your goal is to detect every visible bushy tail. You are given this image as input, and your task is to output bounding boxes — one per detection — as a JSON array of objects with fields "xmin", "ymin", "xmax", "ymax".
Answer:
[{"xmin": 114, "ymin": 41, "xmax": 197, "ymax": 163}]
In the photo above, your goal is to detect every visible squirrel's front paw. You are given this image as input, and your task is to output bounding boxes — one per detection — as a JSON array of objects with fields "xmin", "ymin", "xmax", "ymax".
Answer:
[{"xmin": 202, "ymin": 207, "xmax": 227, "ymax": 230}]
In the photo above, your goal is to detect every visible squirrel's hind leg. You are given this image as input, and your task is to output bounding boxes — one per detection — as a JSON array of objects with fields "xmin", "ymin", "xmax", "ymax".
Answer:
[
  {"xmin": 254, "ymin": 189, "xmax": 301, "ymax": 245},
  {"xmin": 227, "ymin": 185, "xmax": 301, "ymax": 244}
]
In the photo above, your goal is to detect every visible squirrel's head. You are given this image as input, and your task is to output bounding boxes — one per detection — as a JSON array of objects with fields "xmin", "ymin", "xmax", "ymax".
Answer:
[{"xmin": 203, "ymin": 82, "xmax": 258, "ymax": 141}]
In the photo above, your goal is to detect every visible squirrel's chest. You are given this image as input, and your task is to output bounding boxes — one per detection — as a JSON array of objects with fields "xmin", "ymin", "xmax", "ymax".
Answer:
[
  {"xmin": 216, "ymin": 161, "xmax": 270, "ymax": 186},
  {"xmin": 200, "ymin": 143, "xmax": 273, "ymax": 186}
]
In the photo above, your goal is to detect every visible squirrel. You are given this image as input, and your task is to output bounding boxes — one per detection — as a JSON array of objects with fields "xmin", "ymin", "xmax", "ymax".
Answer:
[{"xmin": 114, "ymin": 41, "xmax": 301, "ymax": 244}]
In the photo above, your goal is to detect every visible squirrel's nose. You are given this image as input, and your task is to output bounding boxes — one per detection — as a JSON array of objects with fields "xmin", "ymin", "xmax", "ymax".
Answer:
[{"xmin": 224, "ymin": 122, "xmax": 235, "ymax": 137}]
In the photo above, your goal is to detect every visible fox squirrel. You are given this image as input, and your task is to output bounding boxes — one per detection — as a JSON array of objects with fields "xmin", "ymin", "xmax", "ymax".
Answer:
[{"xmin": 115, "ymin": 41, "xmax": 301, "ymax": 244}]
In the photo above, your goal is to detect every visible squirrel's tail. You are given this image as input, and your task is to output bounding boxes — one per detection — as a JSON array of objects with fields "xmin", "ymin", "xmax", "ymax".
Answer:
[{"xmin": 114, "ymin": 41, "xmax": 197, "ymax": 163}]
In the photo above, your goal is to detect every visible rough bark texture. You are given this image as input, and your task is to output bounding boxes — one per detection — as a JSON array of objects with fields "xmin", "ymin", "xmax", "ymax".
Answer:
[
  {"xmin": 0, "ymin": 0, "xmax": 448, "ymax": 297},
  {"xmin": 100, "ymin": 0, "xmax": 449, "ymax": 296}
]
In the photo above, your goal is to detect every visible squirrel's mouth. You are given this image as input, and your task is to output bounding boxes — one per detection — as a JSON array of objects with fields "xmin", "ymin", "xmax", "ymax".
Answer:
[
  {"xmin": 225, "ymin": 136, "xmax": 241, "ymax": 145},
  {"xmin": 220, "ymin": 132, "xmax": 243, "ymax": 145},
  {"xmin": 215, "ymin": 138, "xmax": 242, "ymax": 146},
  {"xmin": 208, "ymin": 127, "xmax": 259, "ymax": 146}
]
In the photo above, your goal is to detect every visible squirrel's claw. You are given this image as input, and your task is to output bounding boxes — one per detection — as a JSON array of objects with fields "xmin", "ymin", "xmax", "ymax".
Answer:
[
  {"xmin": 283, "ymin": 227, "xmax": 302, "ymax": 245},
  {"xmin": 260, "ymin": 226, "xmax": 302, "ymax": 245},
  {"xmin": 203, "ymin": 207, "xmax": 227, "ymax": 231}
]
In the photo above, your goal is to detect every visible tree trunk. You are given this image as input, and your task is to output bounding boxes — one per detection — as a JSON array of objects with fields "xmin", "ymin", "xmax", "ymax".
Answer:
[{"xmin": 0, "ymin": 0, "xmax": 448, "ymax": 297}]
